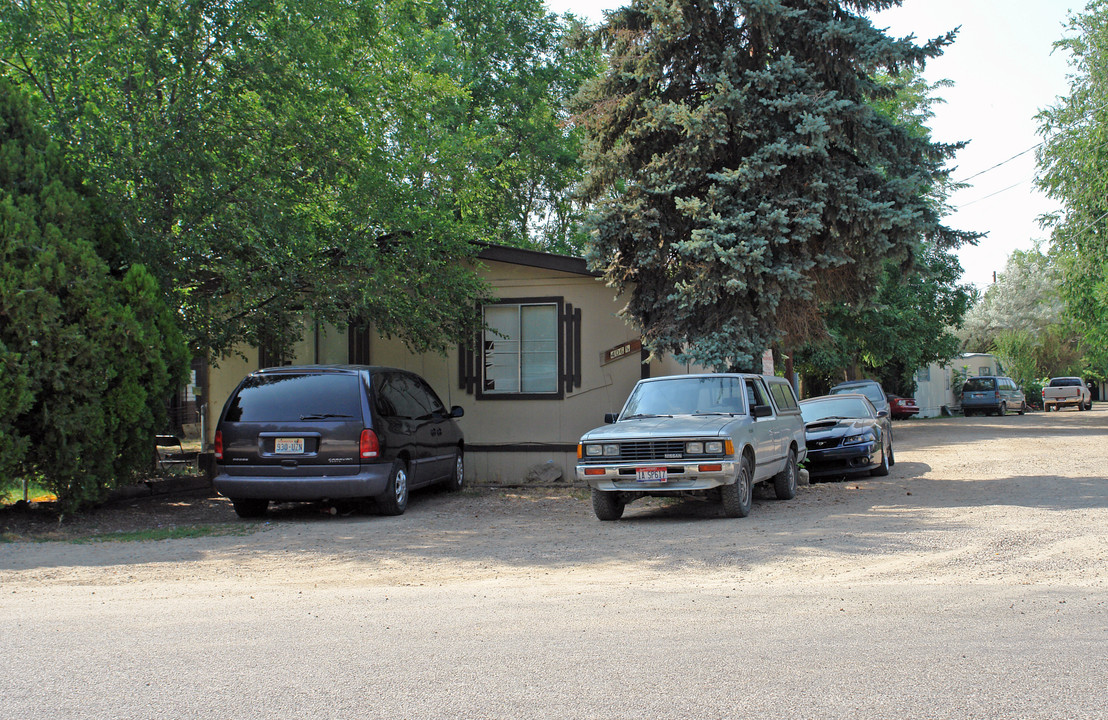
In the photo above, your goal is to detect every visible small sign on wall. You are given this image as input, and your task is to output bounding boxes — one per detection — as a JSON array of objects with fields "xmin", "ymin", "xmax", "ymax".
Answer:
[{"xmin": 601, "ymin": 339, "xmax": 642, "ymax": 366}]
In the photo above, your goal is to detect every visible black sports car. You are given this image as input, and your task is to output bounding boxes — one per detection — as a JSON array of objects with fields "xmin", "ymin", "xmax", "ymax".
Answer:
[{"xmin": 800, "ymin": 394, "xmax": 893, "ymax": 479}]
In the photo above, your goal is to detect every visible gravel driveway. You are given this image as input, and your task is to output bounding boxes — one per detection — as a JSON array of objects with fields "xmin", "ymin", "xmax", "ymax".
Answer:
[{"xmin": 2, "ymin": 407, "xmax": 1105, "ymax": 719}]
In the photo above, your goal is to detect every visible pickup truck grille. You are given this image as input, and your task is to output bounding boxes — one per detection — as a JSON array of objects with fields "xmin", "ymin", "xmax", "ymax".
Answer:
[{"xmin": 617, "ymin": 440, "xmax": 687, "ymax": 461}]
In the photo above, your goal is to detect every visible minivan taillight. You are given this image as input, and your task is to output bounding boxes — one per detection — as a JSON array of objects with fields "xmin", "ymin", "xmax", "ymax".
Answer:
[
  {"xmin": 214, "ymin": 430, "xmax": 223, "ymax": 461},
  {"xmin": 360, "ymin": 429, "xmax": 380, "ymax": 459}
]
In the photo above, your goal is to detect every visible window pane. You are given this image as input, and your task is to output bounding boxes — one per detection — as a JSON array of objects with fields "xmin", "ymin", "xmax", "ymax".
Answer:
[
  {"xmin": 484, "ymin": 306, "xmax": 521, "ymax": 393},
  {"xmin": 521, "ymin": 305, "xmax": 558, "ymax": 393},
  {"xmin": 226, "ymin": 374, "xmax": 361, "ymax": 422}
]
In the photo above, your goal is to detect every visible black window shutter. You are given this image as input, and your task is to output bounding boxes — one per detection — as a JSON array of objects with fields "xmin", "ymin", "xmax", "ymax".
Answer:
[
  {"xmin": 458, "ymin": 334, "xmax": 478, "ymax": 395},
  {"xmin": 563, "ymin": 304, "xmax": 582, "ymax": 393},
  {"xmin": 348, "ymin": 323, "xmax": 371, "ymax": 364}
]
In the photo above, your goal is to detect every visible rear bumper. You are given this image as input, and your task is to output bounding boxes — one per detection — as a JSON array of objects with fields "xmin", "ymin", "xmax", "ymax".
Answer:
[{"xmin": 213, "ymin": 464, "xmax": 392, "ymax": 501}]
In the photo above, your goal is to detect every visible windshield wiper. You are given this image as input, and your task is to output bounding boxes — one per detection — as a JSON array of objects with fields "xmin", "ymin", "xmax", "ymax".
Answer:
[
  {"xmin": 299, "ymin": 413, "xmax": 355, "ymax": 420},
  {"xmin": 692, "ymin": 411, "xmax": 736, "ymax": 416},
  {"xmin": 623, "ymin": 413, "xmax": 673, "ymax": 420}
]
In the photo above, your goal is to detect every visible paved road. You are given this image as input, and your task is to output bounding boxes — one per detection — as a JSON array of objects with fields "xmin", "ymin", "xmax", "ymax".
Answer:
[{"xmin": 2, "ymin": 407, "xmax": 1106, "ymax": 719}]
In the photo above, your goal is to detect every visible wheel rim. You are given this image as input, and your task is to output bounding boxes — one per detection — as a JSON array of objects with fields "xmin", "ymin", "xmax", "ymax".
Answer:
[
  {"xmin": 740, "ymin": 467, "xmax": 751, "ymax": 505},
  {"xmin": 395, "ymin": 467, "xmax": 408, "ymax": 504},
  {"xmin": 455, "ymin": 456, "xmax": 464, "ymax": 487}
]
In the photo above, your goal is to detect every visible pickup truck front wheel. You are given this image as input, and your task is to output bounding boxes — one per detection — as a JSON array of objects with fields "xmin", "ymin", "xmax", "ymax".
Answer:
[
  {"xmin": 721, "ymin": 455, "xmax": 753, "ymax": 518},
  {"xmin": 591, "ymin": 489, "xmax": 625, "ymax": 521}
]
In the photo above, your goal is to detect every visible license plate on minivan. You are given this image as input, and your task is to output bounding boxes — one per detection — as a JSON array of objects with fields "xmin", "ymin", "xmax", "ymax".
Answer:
[{"xmin": 274, "ymin": 438, "xmax": 304, "ymax": 454}]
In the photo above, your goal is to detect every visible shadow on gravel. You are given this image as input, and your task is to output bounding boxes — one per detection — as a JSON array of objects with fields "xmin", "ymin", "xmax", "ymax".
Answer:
[{"xmin": 4, "ymin": 407, "xmax": 1106, "ymax": 574}]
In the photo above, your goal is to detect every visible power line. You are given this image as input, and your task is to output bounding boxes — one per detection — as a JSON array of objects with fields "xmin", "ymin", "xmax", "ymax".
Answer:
[
  {"xmin": 955, "ymin": 179, "xmax": 1031, "ymax": 209},
  {"xmin": 953, "ymin": 144, "xmax": 1041, "ymax": 185}
]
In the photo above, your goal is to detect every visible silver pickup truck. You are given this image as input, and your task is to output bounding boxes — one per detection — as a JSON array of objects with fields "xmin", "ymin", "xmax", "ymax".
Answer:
[
  {"xmin": 1042, "ymin": 377, "xmax": 1092, "ymax": 412},
  {"xmin": 575, "ymin": 373, "xmax": 806, "ymax": 520}
]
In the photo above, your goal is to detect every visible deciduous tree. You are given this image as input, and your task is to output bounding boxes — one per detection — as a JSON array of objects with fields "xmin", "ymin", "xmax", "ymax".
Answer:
[
  {"xmin": 0, "ymin": 0, "xmax": 594, "ymax": 357},
  {"xmin": 1037, "ymin": 0, "xmax": 1108, "ymax": 371}
]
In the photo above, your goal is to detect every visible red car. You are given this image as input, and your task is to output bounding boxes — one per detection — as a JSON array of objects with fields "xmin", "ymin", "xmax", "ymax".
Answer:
[{"xmin": 886, "ymin": 394, "xmax": 920, "ymax": 419}]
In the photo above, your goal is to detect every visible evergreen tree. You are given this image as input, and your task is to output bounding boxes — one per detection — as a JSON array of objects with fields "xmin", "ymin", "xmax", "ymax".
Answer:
[
  {"xmin": 1037, "ymin": 1, "xmax": 1108, "ymax": 371},
  {"xmin": 574, "ymin": 0, "xmax": 975, "ymax": 371},
  {"xmin": 0, "ymin": 78, "xmax": 188, "ymax": 510}
]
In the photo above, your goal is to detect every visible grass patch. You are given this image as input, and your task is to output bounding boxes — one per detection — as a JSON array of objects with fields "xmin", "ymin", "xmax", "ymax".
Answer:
[
  {"xmin": 2, "ymin": 524, "xmax": 259, "ymax": 544},
  {"xmin": 70, "ymin": 524, "xmax": 257, "ymax": 544},
  {"xmin": 1, "ymin": 483, "xmax": 56, "ymax": 504}
]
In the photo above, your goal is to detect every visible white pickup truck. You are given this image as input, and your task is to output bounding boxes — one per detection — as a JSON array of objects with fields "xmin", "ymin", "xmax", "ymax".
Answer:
[{"xmin": 1042, "ymin": 377, "xmax": 1092, "ymax": 412}]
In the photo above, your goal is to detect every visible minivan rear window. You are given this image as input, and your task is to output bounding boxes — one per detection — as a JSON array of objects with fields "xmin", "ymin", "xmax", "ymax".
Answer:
[
  {"xmin": 224, "ymin": 374, "xmax": 362, "ymax": 422},
  {"xmin": 963, "ymin": 377, "xmax": 996, "ymax": 392}
]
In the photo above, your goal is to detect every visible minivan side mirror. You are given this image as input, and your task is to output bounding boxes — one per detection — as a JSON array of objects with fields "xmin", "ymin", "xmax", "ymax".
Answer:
[
  {"xmin": 604, "ymin": 412, "xmax": 619, "ymax": 424},
  {"xmin": 450, "ymin": 406, "xmax": 464, "ymax": 419}
]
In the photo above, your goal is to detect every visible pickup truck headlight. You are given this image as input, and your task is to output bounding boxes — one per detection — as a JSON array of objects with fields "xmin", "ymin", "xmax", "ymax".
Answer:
[
  {"xmin": 685, "ymin": 441, "xmax": 704, "ymax": 454},
  {"xmin": 586, "ymin": 444, "xmax": 620, "ymax": 457},
  {"xmin": 705, "ymin": 441, "xmax": 724, "ymax": 454},
  {"xmin": 604, "ymin": 444, "xmax": 619, "ymax": 456}
]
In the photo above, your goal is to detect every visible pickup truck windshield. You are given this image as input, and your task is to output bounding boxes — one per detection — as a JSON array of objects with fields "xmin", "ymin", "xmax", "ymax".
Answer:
[
  {"xmin": 1049, "ymin": 378, "xmax": 1083, "ymax": 387},
  {"xmin": 621, "ymin": 376, "xmax": 745, "ymax": 417}
]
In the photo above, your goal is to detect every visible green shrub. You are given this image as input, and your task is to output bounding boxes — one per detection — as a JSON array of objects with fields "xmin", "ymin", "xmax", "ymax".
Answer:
[{"xmin": 0, "ymin": 78, "xmax": 188, "ymax": 511}]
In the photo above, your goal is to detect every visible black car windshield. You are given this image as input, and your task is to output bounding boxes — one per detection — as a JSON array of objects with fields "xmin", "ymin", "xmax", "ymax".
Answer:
[
  {"xmin": 830, "ymin": 382, "xmax": 884, "ymax": 405},
  {"xmin": 224, "ymin": 373, "xmax": 362, "ymax": 422},
  {"xmin": 621, "ymin": 376, "xmax": 744, "ymax": 417},
  {"xmin": 801, "ymin": 397, "xmax": 873, "ymax": 423}
]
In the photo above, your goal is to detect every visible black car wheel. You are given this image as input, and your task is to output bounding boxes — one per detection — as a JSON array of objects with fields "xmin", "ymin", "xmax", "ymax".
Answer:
[
  {"xmin": 773, "ymin": 447, "xmax": 798, "ymax": 500},
  {"xmin": 231, "ymin": 498, "xmax": 268, "ymax": 518},
  {"xmin": 871, "ymin": 439, "xmax": 890, "ymax": 477},
  {"xmin": 721, "ymin": 455, "xmax": 753, "ymax": 518},
  {"xmin": 591, "ymin": 488, "xmax": 625, "ymax": 521},
  {"xmin": 444, "ymin": 449, "xmax": 464, "ymax": 492},
  {"xmin": 377, "ymin": 459, "xmax": 409, "ymax": 516}
]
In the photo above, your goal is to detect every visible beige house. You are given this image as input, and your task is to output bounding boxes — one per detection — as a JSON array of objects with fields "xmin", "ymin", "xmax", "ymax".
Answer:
[{"xmin": 201, "ymin": 245, "xmax": 697, "ymax": 484}]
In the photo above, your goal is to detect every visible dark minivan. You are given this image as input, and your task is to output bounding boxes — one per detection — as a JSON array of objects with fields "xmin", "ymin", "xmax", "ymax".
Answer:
[
  {"xmin": 214, "ymin": 365, "xmax": 464, "ymax": 518},
  {"xmin": 961, "ymin": 375, "xmax": 1027, "ymax": 416}
]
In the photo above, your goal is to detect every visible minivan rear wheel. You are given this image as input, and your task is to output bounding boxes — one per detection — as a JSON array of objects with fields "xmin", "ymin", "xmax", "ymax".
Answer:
[
  {"xmin": 231, "ymin": 498, "xmax": 268, "ymax": 518},
  {"xmin": 377, "ymin": 459, "xmax": 409, "ymax": 516}
]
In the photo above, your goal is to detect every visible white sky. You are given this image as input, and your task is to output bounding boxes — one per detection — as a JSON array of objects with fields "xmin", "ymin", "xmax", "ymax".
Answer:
[{"xmin": 545, "ymin": 0, "xmax": 1084, "ymax": 289}]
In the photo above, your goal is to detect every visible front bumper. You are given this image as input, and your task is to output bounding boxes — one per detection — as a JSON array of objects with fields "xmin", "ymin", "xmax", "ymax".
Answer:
[
  {"xmin": 804, "ymin": 442, "xmax": 879, "ymax": 478},
  {"xmin": 576, "ymin": 460, "xmax": 739, "ymax": 491}
]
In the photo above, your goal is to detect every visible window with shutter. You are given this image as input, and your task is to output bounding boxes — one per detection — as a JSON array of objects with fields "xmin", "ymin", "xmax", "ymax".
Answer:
[{"xmin": 457, "ymin": 297, "xmax": 582, "ymax": 400}]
